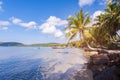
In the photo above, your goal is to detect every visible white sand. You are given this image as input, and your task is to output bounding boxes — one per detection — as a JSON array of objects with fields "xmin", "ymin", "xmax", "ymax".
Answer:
[{"xmin": 37, "ymin": 48, "xmax": 88, "ymax": 79}]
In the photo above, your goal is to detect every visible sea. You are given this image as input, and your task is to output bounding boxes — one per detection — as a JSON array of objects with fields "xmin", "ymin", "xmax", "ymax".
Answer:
[{"xmin": 0, "ymin": 47, "xmax": 87, "ymax": 80}]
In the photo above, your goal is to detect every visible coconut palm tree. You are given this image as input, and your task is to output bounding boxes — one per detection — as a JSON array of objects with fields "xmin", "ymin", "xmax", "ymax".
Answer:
[
  {"xmin": 95, "ymin": 0, "xmax": 120, "ymax": 42},
  {"xmin": 65, "ymin": 9, "xmax": 92, "ymax": 49}
]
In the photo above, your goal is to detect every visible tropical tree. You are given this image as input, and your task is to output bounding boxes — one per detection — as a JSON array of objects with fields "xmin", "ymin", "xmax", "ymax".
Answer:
[
  {"xmin": 65, "ymin": 9, "xmax": 92, "ymax": 49},
  {"xmin": 89, "ymin": 26, "xmax": 110, "ymax": 47},
  {"xmin": 95, "ymin": 0, "xmax": 120, "ymax": 42}
]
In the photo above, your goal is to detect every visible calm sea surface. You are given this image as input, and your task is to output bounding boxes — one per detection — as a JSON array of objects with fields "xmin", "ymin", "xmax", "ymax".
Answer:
[{"xmin": 0, "ymin": 47, "xmax": 87, "ymax": 80}]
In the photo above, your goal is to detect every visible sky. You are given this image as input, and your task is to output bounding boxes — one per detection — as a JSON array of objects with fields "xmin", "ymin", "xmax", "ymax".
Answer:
[{"xmin": 0, "ymin": 0, "xmax": 107, "ymax": 44}]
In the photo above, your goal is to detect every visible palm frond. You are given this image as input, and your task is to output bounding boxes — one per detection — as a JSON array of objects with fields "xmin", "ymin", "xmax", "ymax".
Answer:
[{"xmin": 68, "ymin": 33, "xmax": 77, "ymax": 42}]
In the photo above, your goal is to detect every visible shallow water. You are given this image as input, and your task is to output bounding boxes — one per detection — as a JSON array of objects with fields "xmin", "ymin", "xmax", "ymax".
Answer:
[{"xmin": 0, "ymin": 47, "xmax": 87, "ymax": 80}]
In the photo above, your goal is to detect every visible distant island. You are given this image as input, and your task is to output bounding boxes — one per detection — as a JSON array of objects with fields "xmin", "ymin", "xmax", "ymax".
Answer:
[
  {"xmin": 0, "ymin": 42, "xmax": 24, "ymax": 46},
  {"xmin": 0, "ymin": 42, "xmax": 65, "ymax": 47},
  {"xmin": 29, "ymin": 43, "xmax": 62, "ymax": 47}
]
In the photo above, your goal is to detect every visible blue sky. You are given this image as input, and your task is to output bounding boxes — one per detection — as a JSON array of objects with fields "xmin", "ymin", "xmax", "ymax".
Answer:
[{"xmin": 0, "ymin": 0, "xmax": 106, "ymax": 44}]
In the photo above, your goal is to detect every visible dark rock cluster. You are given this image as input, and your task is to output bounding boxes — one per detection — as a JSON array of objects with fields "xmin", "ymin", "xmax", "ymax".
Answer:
[{"xmin": 87, "ymin": 51, "xmax": 120, "ymax": 80}]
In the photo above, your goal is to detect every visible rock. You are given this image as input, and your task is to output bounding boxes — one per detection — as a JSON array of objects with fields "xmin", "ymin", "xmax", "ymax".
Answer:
[
  {"xmin": 87, "ymin": 50, "xmax": 120, "ymax": 80},
  {"xmin": 90, "ymin": 54, "xmax": 109, "ymax": 65},
  {"xmin": 94, "ymin": 66, "xmax": 120, "ymax": 80},
  {"xmin": 107, "ymin": 53, "xmax": 120, "ymax": 67},
  {"xmin": 108, "ymin": 53, "xmax": 119, "ymax": 61}
]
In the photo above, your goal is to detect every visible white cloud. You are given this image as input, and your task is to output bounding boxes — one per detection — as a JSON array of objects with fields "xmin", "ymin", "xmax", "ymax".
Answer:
[
  {"xmin": 0, "ymin": 20, "xmax": 10, "ymax": 30},
  {"xmin": 0, "ymin": 21, "xmax": 10, "ymax": 26},
  {"xmin": 54, "ymin": 30, "xmax": 63, "ymax": 38},
  {"xmin": 79, "ymin": 0, "xmax": 95, "ymax": 7},
  {"xmin": 40, "ymin": 16, "xmax": 68, "ymax": 38},
  {"xmin": 10, "ymin": 17, "xmax": 37, "ymax": 29},
  {"xmin": 88, "ymin": 10, "xmax": 105, "ymax": 26},
  {"xmin": 11, "ymin": 17, "xmax": 22, "ymax": 24},
  {"xmin": 92, "ymin": 10, "xmax": 105, "ymax": 19}
]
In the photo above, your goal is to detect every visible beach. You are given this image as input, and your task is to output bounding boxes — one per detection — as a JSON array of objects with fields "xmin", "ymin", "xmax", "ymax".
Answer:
[{"xmin": 0, "ymin": 47, "xmax": 92, "ymax": 80}]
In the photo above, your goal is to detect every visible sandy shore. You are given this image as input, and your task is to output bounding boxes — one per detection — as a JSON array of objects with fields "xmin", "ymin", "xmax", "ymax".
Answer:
[{"xmin": 37, "ymin": 48, "xmax": 93, "ymax": 80}]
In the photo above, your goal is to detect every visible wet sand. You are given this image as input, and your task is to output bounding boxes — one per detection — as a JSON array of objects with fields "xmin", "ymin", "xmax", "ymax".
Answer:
[{"xmin": 37, "ymin": 48, "xmax": 92, "ymax": 80}]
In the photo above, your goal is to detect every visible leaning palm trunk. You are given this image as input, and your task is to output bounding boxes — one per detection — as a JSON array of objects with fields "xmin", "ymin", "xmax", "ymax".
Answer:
[
  {"xmin": 84, "ymin": 37, "xmax": 99, "ymax": 50},
  {"xmin": 81, "ymin": 31, "xmax": 97, "ymax": 50}
]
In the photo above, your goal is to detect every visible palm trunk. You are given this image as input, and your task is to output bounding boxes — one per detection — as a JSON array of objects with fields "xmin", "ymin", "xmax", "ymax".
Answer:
[{"xmin": 81, "ymin": 30, "xmax": 97, "ymax": 50}]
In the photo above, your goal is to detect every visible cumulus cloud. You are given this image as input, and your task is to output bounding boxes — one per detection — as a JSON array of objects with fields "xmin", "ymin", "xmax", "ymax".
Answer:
[
  {"xmin": 0, "ymin": 21, "xmax": 10, "ymax": 26},
  {"xmin": 92, "ymin": 10, "xmax": 105, "ymax": 19},
  {"xmin": 10, "ymin": 17, "xmax": 37, "ymax": 29},
  {"xmin": 40, "ymin": 16, "xmax": 68, "ymax": 38},
  {"xmin": 79, "ymin": 0, "xmax": 95, "ymax": 7},
  {"xmin": 0, "ymin": 20, "xmax": 10, "ymax": 30},
  {"xmin": 88, "ymin": 10, "xmax": 105, "ymax": 26}
]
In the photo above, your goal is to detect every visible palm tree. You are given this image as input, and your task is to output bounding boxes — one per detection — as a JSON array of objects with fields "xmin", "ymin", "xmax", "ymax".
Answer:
[
  {"xmin": 95, "ymin": 0, "xmax": 120, "ymax": 42},
  {"xmin": 65, "ymin": 9, "xmax": 92, "ymax": 49}
]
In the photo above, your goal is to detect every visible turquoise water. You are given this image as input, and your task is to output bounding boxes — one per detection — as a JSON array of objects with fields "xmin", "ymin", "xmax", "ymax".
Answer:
[{"xmin": 0, "ymin": 47, "xmax": 87, "ymax": 80}]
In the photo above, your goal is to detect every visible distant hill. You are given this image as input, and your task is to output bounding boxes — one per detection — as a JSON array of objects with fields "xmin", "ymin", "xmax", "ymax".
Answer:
[
  {"xmin": 0, "ymin": 42, "xmax": 65, "ymax": 47},
  {"xmin": 0, "ymin": 42, "xmax": 24, "ymax": 46},
  {"xmin": 29, "ymin": 43, "xmax": 60, "ymax": 47}
]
